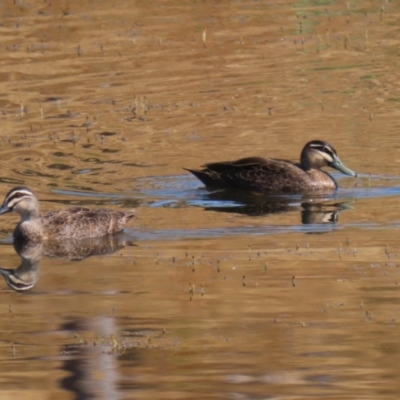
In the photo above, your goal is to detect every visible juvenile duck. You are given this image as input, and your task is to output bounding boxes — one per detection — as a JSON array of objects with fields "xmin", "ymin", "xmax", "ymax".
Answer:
[
  {"xmin": 0, "ymin": 187, "xmax": 136, "ymax": 241},
  {"xmin": 185, "ymin": 140, "xmax": 356, "ymax": 193}
]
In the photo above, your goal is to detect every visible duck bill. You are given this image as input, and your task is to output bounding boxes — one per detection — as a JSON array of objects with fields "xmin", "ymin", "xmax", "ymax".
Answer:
[
  {"xmin": 0, "ymin": 204, "xmax": 11, "ymax": 215},
  {"xmin": 330, "ymin": 155, "xmax": 357, "ymax": 177}
]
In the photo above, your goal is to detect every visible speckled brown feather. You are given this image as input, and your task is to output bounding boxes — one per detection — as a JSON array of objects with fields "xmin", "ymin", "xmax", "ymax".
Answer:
[
  {"xmin": 0, "ymin": 187, "xmax": 136, "ymax": 242},
  {"xmin": 13, "ymin": 207, "xmax": 135, "ymax": 241},
  {"xmin": 39, "ymin": 207, "xmax": 136, "ymax": 240}
]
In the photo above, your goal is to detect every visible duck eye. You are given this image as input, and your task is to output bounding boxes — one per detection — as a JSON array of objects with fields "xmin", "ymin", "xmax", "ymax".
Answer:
[
  {"xmin": 322, "ymin": 146, "xmax": 334, "ymax": 155},
  {"xmin": 11, "ymin": 192, "xmax": 24, "ymax": 200}
]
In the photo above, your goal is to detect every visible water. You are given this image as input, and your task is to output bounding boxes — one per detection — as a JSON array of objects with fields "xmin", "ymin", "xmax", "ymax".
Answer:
[{"xmin": 0, "ymin": 0, "xmax": 400, "ymax": 398}]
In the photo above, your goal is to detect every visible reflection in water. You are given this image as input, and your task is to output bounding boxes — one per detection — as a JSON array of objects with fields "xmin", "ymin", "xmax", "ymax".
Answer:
[
  {"xmin": 0, "ymin": 234, "xmax": 131, "ymax": 292},
  {"xmin": 39, "ymin": 233, "xmax": 131, "ymax": 261},
  {"xmin": 200, "ymin": 188, "xmax": 350, "ymax": 226},
  {"xmin": 59, "ymin": 317, "xmax": 166, "ymax": 399},
  {"xmin": 0, "ymin": 240, "xmax": 42, "ymax": 292},
  {"xmin": 301, "ymin": 202, "xmax": 342, "ymax": 225},
  {"xmin": 61, "ymin": 318, "xmax": 123, "ymax": 400},
  {"xmin": 0, "ymin": 0, "xmax": 399, "ymax": 397}
]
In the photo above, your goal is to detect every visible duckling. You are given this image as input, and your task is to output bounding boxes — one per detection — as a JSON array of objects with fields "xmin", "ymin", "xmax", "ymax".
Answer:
[
  {"xmin": 0, "ymin": 186, "xmax": 136, "ymax": 241},
  {"xmin": 185, "ymin": 140, "xmax": 356, "ymax": 193}
]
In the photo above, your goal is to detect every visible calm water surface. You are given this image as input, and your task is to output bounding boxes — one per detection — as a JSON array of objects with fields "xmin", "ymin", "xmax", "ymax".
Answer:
[{"xmin": 0, "ymin": 0, "xmax": 400, "ymax": 399}]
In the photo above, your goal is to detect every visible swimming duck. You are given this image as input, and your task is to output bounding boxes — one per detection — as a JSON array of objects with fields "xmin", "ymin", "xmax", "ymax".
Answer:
[
  {"xmin": 185, "ymin": 140, "xmax": 356, "ymax": 193},
  {"xmin": 0, "ymin": 186, "xmax": 136, "ymax": 241}
]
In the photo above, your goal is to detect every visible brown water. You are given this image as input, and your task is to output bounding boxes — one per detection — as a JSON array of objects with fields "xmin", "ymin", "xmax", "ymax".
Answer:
[{"xmin": 0, "ymin": 0, "xmax": 400, "ymax": 398}]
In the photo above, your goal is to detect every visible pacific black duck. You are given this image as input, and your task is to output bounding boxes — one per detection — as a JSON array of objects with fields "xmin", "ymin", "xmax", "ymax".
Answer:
[
  {"xmin": 185, "ymin": 140, "xmax": 356, "ymax": 193},
  {"xmin": 0, "ymin": 186, "xmax": 136, "ymax": 241}
]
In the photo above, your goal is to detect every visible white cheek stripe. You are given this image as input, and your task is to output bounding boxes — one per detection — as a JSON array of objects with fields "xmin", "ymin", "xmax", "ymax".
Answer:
[
  {"xmin": 320, "ymin": 151, "xmax": 334, "ymax": 163},
  {"xmin": 7, "ymin": 198, "xmax": 23, "ymax": 208},
  {"xmin": 6, "ymin": 191, "xmax": 33, "ymax": 207}
]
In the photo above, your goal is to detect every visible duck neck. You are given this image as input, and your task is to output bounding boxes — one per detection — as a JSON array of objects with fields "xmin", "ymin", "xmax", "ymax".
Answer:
[
  {"xmin": 20, "ymin": 209, "xmax": 40, "ymax": 223},
  {"xmin": 15, "ymin": 210, "xmax": 44, "ymax": 242},
  {"xmin": 300, "ymin": 150, "xmax": 324, "ymax": 171},
  {"xmin": 300, "ymin": 152, "xmax": 312, "ymax": 171}
]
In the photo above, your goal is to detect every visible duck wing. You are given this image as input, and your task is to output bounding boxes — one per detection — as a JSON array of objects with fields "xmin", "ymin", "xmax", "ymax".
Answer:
[
  {"xmin": 40, "ymin": 208, "xmax": 136, "ymax": 239},
  {"xmin": 186, "ymin": 157, "xmax": 308, "ymax": 192}
]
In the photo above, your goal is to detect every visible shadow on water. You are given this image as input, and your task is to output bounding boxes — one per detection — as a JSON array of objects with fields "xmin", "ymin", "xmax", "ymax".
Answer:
[{"xmin": 0, "ymin": 234, "xmax": 132, "ymax": 292}]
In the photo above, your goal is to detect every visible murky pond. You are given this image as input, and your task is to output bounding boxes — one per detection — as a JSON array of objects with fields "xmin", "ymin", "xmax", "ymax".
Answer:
[{"xmin": 0, "ymin": 0, "xmax": 400, "ymax": 398}]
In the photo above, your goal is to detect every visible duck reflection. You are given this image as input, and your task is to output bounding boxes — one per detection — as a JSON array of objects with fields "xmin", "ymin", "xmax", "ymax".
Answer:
[
  {"xmin": 301, "ymin": 202, "xmax": 342, "ymax": 225},
  {"xmin": 201, "ymin": 189, "xmax": 349, "ymax": 225},
  {"xmin": 0, "ymin": 240, "xmax": 43, "ymax": 292},
  {"xmin": 0, "ymin": 234, "xmax": 131, "ymax": 292}
]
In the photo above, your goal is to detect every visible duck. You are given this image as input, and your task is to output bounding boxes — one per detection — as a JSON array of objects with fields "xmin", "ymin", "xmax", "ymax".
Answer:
[
  {"xmin": 0, "ymin": 186, "xmax": 136, "ymax": 242},
  {"xmin": 185, "ymin": 140, "xmax": 356, "ymax": 193}
]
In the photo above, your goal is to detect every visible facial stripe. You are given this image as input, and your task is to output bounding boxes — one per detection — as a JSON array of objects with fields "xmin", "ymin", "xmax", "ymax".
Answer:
[
  {"xmin": 6, "ymin": 190, "xmax": 33, "ymax": 208},
  {"xmin": 309, "ymin": 144, "xmax": 336, "ymax": 156},
  {"xmin": 7, "ymin": 275, "xmax": 35, "ymax": 291}
]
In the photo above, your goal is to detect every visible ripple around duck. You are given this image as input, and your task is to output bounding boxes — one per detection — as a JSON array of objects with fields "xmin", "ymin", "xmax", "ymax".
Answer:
[
  {"xmin": 50, "ymin": 172, "xmax": 400, "ymax": 242},
  {"xmin": 123, "ymin": 223, "xmax": 342, "ymax": 242},
  {"xmin": 0, "ymin": 177, "xmax": 25, "ymax": 185},
  {"xmin": 46, "ymin": 164, "xmax": 74, "ymax": 170},
  {"xmin": 12, "ymin": 169, "xmax": 59, "ymax": 179},
  {"xmin": 134, "ymin": 173, "xmax": 400, "ymax": 205},
  {"xmin": 53, "ymin": 173, "xmax": 400, "ymax": 208}
]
